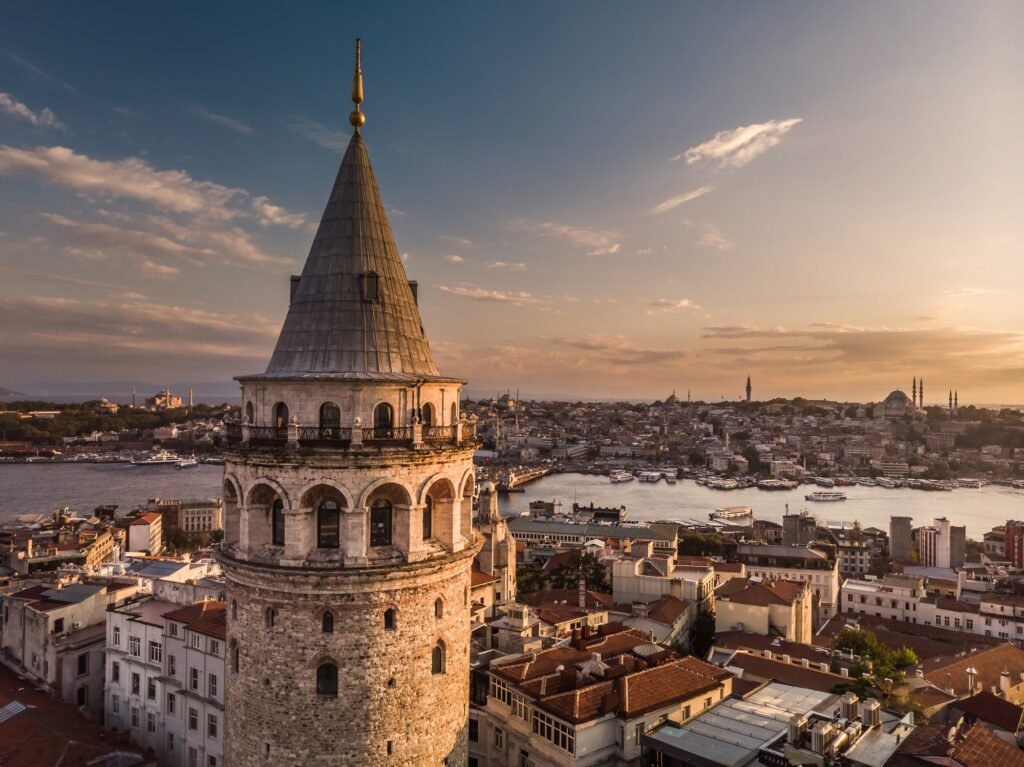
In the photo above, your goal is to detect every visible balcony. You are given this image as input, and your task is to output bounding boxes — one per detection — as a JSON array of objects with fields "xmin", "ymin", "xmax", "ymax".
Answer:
[
  {"xmin": 221, "ymin": 421, "xmax": 477, "ymax": 450},
  {"xmin": 298, "ymin": 426, "xmax": 353, "ymax": 446},
  {"xmin": 361, "ymin": 426, "xmax": 413, "ymax": 445},
  {"xmin": 249, "ymin": 426, "xmax": 288, "ymax": 446}
]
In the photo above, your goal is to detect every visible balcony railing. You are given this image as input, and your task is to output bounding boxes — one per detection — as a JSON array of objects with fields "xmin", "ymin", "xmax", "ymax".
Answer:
[
  {"xmin": 249, "ymin": 426, "xmax": 287, "ymax": 445},
  {"xmin": 362, "ymin": 425, "xmax": 413, "ymax": 444},
  {"xmin": 297, "ymin": 426, "xmax": 352, "ymax": 446},
  {"xmin": 423, "ymin": 425, "xmax": 455, "ymax": 444}
]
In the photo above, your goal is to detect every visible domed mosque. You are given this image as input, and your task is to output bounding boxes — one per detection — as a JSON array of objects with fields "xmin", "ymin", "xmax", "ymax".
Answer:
[{"xmin": 875, "ymin": 377, "xmax": 926, "ymax": 419}]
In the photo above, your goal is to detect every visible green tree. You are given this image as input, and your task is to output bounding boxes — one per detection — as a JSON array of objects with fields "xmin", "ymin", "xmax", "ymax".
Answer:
[
  {"xmin": 547, "ymin": 551, "xmax": 610, "ymax": 593},
  {"xmin": 689, "ymin": 612, "xmax": 716, "ymax": 659}
]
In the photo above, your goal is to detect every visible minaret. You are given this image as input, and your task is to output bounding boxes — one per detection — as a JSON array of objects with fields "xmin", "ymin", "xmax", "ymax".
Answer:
[
  {"xmin": 218, "ymin": 41, "xmax": 478, "ymax": 767},
  {"xmin": 954, "ymin": 390, "xmax": 959, "ymax": 414},
  {"xmin": 919, "ymin": 378, "xmax": 924, "ymax": 408},
  {"xmin": 912, "ymin": 377, "xmax": 917, "ymax": 405},
  {"xmin": 746, "ymin": 375, "xmax": 752, "ymax": 403},
  {"xmin": 949, "ymin": 390, "xmax": 953, "ymax": 414},
  {"xmin": 131, "ymin": 385, "xmax": 136, "ymax": 409},
  {"xmin": 188, "ymin": 386, "xmax": 193, "ymax": 408}
]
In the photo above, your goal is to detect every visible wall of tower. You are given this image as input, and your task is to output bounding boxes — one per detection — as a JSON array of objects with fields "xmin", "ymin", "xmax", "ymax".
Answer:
[{"xmin": 222, "ymin": 545, "xmax": 476, "ymax": 766}]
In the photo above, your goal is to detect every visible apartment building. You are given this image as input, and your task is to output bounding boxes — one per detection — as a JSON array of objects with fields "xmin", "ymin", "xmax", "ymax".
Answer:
[
  {"xmin": 715, "ymin": 579, "xmax": 813, "ymax": 643},
  {"xmin": 731, "ymin": 544, "xmax": 840, "ymax": 626},
  {"xmin": 610, "ymin": 543, "xmax": 715, "ymax": 616}
]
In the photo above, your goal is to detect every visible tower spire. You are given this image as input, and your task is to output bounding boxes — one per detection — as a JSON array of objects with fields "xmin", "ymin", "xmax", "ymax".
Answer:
[
  {"xmin": 349, "ymin": 38, "xmax": 366, "ymax": 132},
  {"xmin": 912, "ymin": 377, "xmax": 917, "ymax": 404}
]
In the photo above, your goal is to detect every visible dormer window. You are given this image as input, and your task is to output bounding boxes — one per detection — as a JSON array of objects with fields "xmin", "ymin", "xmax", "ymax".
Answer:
[{"xmin": 362, "ymin": 271, "xmax": 380, "ymax": 302}]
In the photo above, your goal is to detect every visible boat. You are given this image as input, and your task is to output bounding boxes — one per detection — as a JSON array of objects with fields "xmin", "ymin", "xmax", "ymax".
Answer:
[
  {"xmin": 956, "ymin": 478, "xmax": 986, "ymax": 489},
  {"xmin": 805, "ymin": 491, "xmax": 847, "ymax": 502},
  {"xmin": 710, "ymin": 506, "xmax": 752, "ymax": 521},
  {"xmin": 856, "ymin": 478, "xmax": 877, "ymax": 487},
  {"xmin": 609, "ymin": 470, "xmax": 635, "ymax": 483},
  {"xmin": 875, "ymin": 477, "xmax": 897, "ymax": 489},
  {"xmin": 814, "ymin": 477, "xmax": 835, "ymax": 488},
  {"xmin": 706, "ymin": 478, "xmax": 738, "ymax": 491},
  {"xmin": 131, "ymin": 450, "xmax": 180, "ymax": 466},
  {"xmin": 176, "ymin": 456, "xmax": 199, "ymax": 469}
]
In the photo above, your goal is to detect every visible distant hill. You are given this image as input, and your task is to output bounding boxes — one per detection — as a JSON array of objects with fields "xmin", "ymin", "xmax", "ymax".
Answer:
[{"xmin": 0, "ymin": 386, "xmax": 23, "ymax": 397}]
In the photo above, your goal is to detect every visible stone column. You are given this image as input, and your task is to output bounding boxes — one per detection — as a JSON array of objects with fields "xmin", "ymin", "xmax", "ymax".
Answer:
[
  {"xmin": 393, "ymin": 503, "xmax": 412, "ymax": 557},
  {"xmin": 412, "ymin": 417, "xmax": 423, "ymax": 449},
  {"xmin": 283, "ymin": 507, "xmax": 311, "ymax": 563},
  {"xmin": 342, "ymin": 508, "xmax": 367, "ymax": 567},
  {"xmin": 286, "ymin": 418, "xmax": 299, "ymax": 448},
  {"xmin": 350, "ymin": 417, "xmax": 363, "ymax": 448},
  {"xmin": 241, "ymin": 423, "xmax": 252, "ymax": 446}
]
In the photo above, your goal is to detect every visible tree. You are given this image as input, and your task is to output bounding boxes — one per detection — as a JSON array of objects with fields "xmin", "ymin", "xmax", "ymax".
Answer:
[
  {"xmin": 833, "ymin": 627, "xmax": 918, "ymax": 683},
  {"xmin": 547, "ymin": 550, "xmax": 610, "ymax": 593},
  {"xmin": 516, "ymin": 563, "xmax": 547, "ymax": 594},
  {"xmin": 741, "ymin": 445, "xmax": 763, "ymax": 474}
]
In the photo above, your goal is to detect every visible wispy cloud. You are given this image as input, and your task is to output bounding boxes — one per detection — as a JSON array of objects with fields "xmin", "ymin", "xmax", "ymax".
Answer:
[
  {"xmin": 0, "ymin": 92, "xmax": 66, "ymax": 130},
  {"xmin": 676, "ymin": 118, "xmax": 802, "ymax": 168},
  {"xmin": 4, "ymin": 51, "xmax": 76, "ymax": 92},
  {"xmin": 435, "ymin": 283, "xmax": 540, "ymax": 306},
  {"xmin": 553, "ymin": 335, "xmax": 686, "ymax": 366},
  {"xmin": 487, "ymin": 261, "xmax": 526, "ymax": 270},
  {"xmin": 441, "ymin": 235, "xmax": 473, "ymax": 249},
  {"xmin": 697, "ymin": 223, "xmax": 733, "ymax": 250},
  {"xmin": 250, "ymin": 196, "xmax": 307, "ymax": 229},
  {"xmin": 511, "ymin": 219, "xmax": 620, "ymax": 256},
  {"xmin": 444, "ymin": 254, "xmax": 465, "ymax": 263},
  {"xmin": 188, "ymin": 104, "xmax": 253, "ymax": 135},
  {"xmin": 283, "ymin": 116, "xmax": 349, "ymax": 151},
  {"xmin": 650, "ymin": 185, "xmax": 713, "ymax": 215},
  {"xmin": 649, "ymin": 298, "xmax": 700, "ymax": 311},
  {"xmin": 943, "ymin": 287, "xmax": 1004, "ymax": 298}
]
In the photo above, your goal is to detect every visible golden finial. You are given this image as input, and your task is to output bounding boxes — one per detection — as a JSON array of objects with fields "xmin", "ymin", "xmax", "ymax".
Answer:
[{"xmin": 349, "ymin": 38, "xmax": 366, "ymax": 132}]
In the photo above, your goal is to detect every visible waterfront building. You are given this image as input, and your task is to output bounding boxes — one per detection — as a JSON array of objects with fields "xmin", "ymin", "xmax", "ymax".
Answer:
[
  {"xmin": 890, "ymin": 516, "xmax": 914, "ymax": 562},
  {"xmin": 215, "ymin": 42, "xmax": 480, "ymax": 766}
]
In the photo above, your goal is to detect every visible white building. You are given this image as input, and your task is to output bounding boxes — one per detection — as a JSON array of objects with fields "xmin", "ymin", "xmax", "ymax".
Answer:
[
  {"xmin": 127, "ymin": 512, "xmax": 163, "ymax": 555},
  {"xmin": 732, "ymin": 544, "xmax": 840, "ymax": 626},
  {"xmin": 611, "ymin": 544, "xmax": 715, "ymax": 616}
]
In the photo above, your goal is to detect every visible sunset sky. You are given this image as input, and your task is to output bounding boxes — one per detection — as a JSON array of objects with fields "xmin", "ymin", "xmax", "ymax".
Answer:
[{"xmin": 2, "ymin": 3, "xmax": 1023, "ymax": 403}]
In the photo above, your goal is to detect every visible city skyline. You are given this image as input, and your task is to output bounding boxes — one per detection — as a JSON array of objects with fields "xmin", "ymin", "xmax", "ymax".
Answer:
[{"xmin": 2, "ymin": 4, "xmax": 1024, "ymax": 402}]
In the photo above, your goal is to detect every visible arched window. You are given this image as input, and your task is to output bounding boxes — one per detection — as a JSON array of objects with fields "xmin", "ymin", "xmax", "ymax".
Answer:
[
  {"xmin": 431, "ymin": 641, "xmax": 446, "ymax": 675},
  {"xmin": 319, "ymin": 402, "xmax": 341, "ymax": 438},
  {"xmin": 362, "ymin": 271, "xmax": 380, "ymax": 302},
  {"xmin": 271, "ymin": 499, "xmax": 285, "ymax": 546},
  {"xmin": 434, "ymin": 598, "xmax": 444, "ymax": 619},
  {"xmin": 384, "ymin": 608, "xmax": 396, "ymax": 631},
  {"xmin": 273, "ymin": 402, "xmax": 289, "ymax": 430},
  {"xmin": 373, "ymin": 402, "xmax": 393, "ymax": 436},
  {"xmin": 244, "ymin": 401, "xmax": 254, "ymax": 424},
  {"xmin": 322, "ymin": 611, "xmax": 334, "ymax": 634},
  {"xmin": 317, "ymin": 500, "xmax": 341, "ymax": 549},
  {"xmin": 421, "ymin": 403, "xmax": 434, "ymax": 428},
  {"xmin": 230, "ymin": 640, "xmax": 239, "ymax": 673},
  {"xmin": 265, "ymin": 607, "xmax": 276, "ymax": 629},
  {"xmin": 316, "ymin": 662, "xmax": 338, "ymax": 697},
  {"xmin": 422, "ymin": 496, "xmax": 433, "ymax": 540},
  {"xmin": 370, "ymin": 499, "xmax": 393, "ymax": 547}
]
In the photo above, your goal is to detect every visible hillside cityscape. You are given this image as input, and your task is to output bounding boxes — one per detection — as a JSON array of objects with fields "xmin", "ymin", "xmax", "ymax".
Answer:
[{"xmin": 4, "ymin": 5, "xmax": 1024, "ymax": 767}]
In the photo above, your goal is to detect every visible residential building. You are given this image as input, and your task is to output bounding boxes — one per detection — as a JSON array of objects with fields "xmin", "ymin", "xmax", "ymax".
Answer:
[
  {"xmin": 919, "ymin": 518, "xmax": 966, "ymax": 569},
  {"xmin": 715, "ymin": 578, "xmax": 813, "ymax": 643},
  {"xmin": 610, "ymin": 544, "xmax": 715, "ymax": 616},
  {"xmin": 842, "ymin": 575, "xmax": 927, "ymax": 622},
  {"xmin": 782, "ymin": 512, "xmax": 816, "ymax": 546},
  {"xmin": 730, "ymin": 544, "xmax": 840, "ymax": 626},
  {"xmin": 890, "ymin": 516, "xmax": 913, "ymax": 562},
  {"xmin": 127, "ymin": 513, "xmax": 163, "ymax": 555}
]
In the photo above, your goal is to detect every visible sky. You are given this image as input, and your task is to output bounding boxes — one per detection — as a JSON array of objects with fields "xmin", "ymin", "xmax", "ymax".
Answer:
[{"xmin": 1, "ymin": 2, "xmax": 1023, "ymax": 403}]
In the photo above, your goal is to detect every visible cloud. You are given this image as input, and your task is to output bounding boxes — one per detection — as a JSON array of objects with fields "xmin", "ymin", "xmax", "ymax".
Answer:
[
  {"xmin": 43, "ymin": 213, "xmax": 204, "ymax": 272},
  {"xmin": 649, "ymin": 298, "xmax": 700, "ymax": 311},
  {"xmin": 434, "ymin": 283, "xmax": 540, "ymax": 306},
  {"xmin": 187, "ymin": 104, "xmax": 252, "ymax": 135},
  {"xmin": 487, "ymin": 261, "xmax": 526, "ymax": 270},
  {"xmin": 441, "ymin": 235, "xmax": 473, "ymax": 249},
  {"xmin": 140, "ymin": 259, "xmax": 181, "ymax": 278},
  {"xmin": 697, "ymin": 224, "xmax": 734, "ymax": 250},
  {"xmin": 0, "ymin": 92, "xmax": 66, "ymax": 130},
  {"xmin": 4, "ymin": 51, "xmax": 76, "ymax": 92},
  {"xmin": 444, "ymin": 254, "xmax": 465, "ymax": 263},
  {"xmin": 511, "ymin": 219, "xmax": 620, "ymax": 256},
  {"xmin": 250, "ymin": 196, "xmax": 307, "ymax": 229},
  {"xmin": 943, "ymin": 287, "xmax": 1004, "ymax": 298},
  {"xmin": 553, "ymin": 335, "xmax": 686, "ymax": 366},
  {"xmin": 284, "ymin": 116, "xmax": 350, "ymax": 151},
  {"xmin": 650, "ymin": 186, "xmax": 713, "ymax": 215},
  {"xmin": 676, "ymin": 118, "xmax": 802, "ymax": 168},
  {"xmin": 389, "ymin": 208, "xmax": 407, "ymax": 216}
]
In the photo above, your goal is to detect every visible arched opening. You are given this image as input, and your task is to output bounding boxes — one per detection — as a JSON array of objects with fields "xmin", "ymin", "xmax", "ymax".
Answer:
[
  {"xmin": 422, "ymin": 496, "xmax": 433, "ymax": 541},
  {"xmin": 373, "ymin": 402, "xmax": 393, "ymax": 437},
  {"xmin": 316, "ymin": 662, "xmax": 338, "ymax": 697},
  {"xmin": 434, "ymin": 598, "xmax": 444, "ymax": 620},
  {"xmin": 322, "ymin": 611, "xmax": 334, "ymax": 634},
  {"xmin": 421, "ymin": 403, "xmax": 434, "ymax": 428},
  {"xmin": 265, "ymin": 607, "xmax": 276, "ymax": 630},
  {"xmin": 423, "ymin": 478, "xmax": 457, "ymax": 551},
  {"xmin": 223, "ymin": 479, "xmax": 240, "ymax": 547},
  {"xmin": 369, "ymin": 499, "xmax": 393, "ymax": 547},
  {"xmin": 273, "ymin": 402, "xmax": 289, "ymax": 430},
  {"xmin": 246, "ymin": 483, "xmax": 287, "ymax": 551},
  {"xmin": 319, "ymin": 402, "xmax": 341, "ymax": 438},
  {"xmin": 431, "ymin": 641, "xmax": 446, "ymax": 675},
  {"xmin": 271, "ymin": 499, "xmax": 285, "ymax": 546},
  {"xmin": 384, "ymin": 608, "xmax": 396, "ymax": 631},
  {"xmin": 244, "ymin": 401, "xmax": 254, "ymax": 424},
  {"xmin": 317, "ymin": 500, "xmax": 341, "ymax": 549}
]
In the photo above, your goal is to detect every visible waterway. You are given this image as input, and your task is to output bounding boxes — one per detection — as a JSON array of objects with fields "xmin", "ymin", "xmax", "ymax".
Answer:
[{"xmin": 0, "ymin": 465, "xmax": 1021, "ymax": 539}]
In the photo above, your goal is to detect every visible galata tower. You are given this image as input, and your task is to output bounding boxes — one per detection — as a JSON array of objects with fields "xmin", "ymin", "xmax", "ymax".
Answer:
[{"xmin": 217, "ymin": 40, "xmax": 479, "ymax": 766}]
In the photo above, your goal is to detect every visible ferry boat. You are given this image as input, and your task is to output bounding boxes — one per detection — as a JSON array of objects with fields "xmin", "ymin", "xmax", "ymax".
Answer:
[
  {"xmin": 757, "ymin": 479, "xmax": 797, "ymax": 490},
  {"xmin": 609, "ymin": 470, "xmax": 634, "ymax": 483},
  {"xmin": 814, "ymin": 477, "xmax": 835, "ymax": 488},
  {"xmin": 956, "ymin": 478, "xmax": 987, "ymax": 489},
  {"xmin": 706, "ymin": 478, "xmax": 738, "ymax": 491},
  {"xmin": 875, "ymin": 477, "xmax": 897, "ymax": 489},
  {"xmin": 856, "ymin": 478, "xmax": 877, "ymax": 487},
  {"xmin": 805, "ymin": 491, "xmax": 847, "ymax": 502},
  {"xmin": 709, "ymin": 506, "xmax": 752, "ymax": 521},
  {"xmin": 131, "ymin": 450, "xmax": 180, "ymax": 466},
  {"xmin": 176, "ymin": 456, "xmax": 199, "ymax": 469}
]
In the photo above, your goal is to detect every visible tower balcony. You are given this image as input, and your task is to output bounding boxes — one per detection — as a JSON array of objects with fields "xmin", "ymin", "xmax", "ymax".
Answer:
[{"xmin": 219, "ymin": 421, "xmax": 476, "ymax": 451}]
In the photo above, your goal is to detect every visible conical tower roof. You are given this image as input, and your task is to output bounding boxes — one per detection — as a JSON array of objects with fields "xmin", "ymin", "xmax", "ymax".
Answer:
[{"xmin": 260, "ymin": 131, "xmax": 443, "ymax": 381}]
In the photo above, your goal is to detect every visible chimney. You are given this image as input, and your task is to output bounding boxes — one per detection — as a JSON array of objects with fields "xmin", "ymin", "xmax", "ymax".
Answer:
[
  {"xmin": 782, "ymin": 654, "xmax": 791, "ymax": 664},
  {"xmin": 1000, "ymin": 668, "xmax": 1011, "ymax": 697},
  {"xmin": 966, "ymin": 666, "xmax": 977, "ymax": 694}
]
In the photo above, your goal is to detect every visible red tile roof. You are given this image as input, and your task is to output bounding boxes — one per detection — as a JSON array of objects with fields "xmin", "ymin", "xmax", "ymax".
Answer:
[
  {"xmin": 952, "ymin": 722, "xmax": 1024, "ymax": 767},
  {"xmin": 953, "ymin": 691, "xmax": 1024, "ymax": 733},
  {"xmin": 725, "ymin": 651, "xmax": 846, "ymax": 693},
  {"xmin": 162, "ymin": 600, "xmax": 227, "ymax": 640},
  {"xmin": 719, "ymin": 579, "xmax": 806, "ymax": 607}
]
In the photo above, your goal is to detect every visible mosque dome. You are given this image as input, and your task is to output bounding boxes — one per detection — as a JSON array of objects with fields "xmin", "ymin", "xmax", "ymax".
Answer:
[{"xmin": 877, "ymin": 389, "xmax": 916, "ymax": 418}]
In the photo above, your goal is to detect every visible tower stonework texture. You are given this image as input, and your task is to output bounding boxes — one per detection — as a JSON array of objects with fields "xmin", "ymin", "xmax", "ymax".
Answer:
[{"xmin": 217, "ymin": 43, "xmax": 479, "ymax": 766}]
